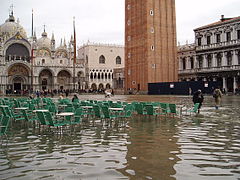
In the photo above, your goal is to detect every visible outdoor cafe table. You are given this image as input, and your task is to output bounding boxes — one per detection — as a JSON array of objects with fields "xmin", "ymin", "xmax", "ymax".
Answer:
[
  {"xmin": 108, "ymin": 107, "xmax": 124, "ymax": 117},
  {"xmin": 56, "ymin": 112, "xmax": 74, "ymax": 123},
  {"xmin": 0, "ymin": 105, "xmax": 9, "ymax": 107},
  {"xmin": 14, "ymin": 107, "xmax": 28, "ymax": 110},
  {"xmin": 33, "ymin": 109, "xmax": 49, "ymax": 113}
]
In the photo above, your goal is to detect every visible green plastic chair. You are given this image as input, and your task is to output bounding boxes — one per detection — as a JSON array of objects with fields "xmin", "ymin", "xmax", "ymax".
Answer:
[
  {"xmin": 44, "ymin": 112, "xmax": 67, "ymax": 127},
  {"xmin": 0, "ymin": 116, "xmax": 10, "ymax": 136},
  {"xmin": 187, "ymin": 103, "xmax": 200, "ymax": 115}
]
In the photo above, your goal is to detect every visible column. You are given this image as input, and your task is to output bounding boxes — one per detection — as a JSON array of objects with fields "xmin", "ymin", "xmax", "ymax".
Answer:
[
  {"xmin": 179, "ymin": 58, "xmax": 182, "ymax": 70},
  {"xmin": 203, "ymin": 54, "xmax": 207, "ymax": 68},
  {"xmin": 213, "ymin": 53, "xmax": 218, "ymax": 67},
  {"xmin": 222, "ymin": 77, "xmax": 227, "ymax": 91},
  {"xmin": 233, "ymin": 50, "xmax": 238, "ymax": 66},
  {"xmin": 233, "ymin": 76, "xmax": 237, "ymax": 94},
  {"xmin": 222, "ymin": 52, "xmax": 227, "ymax": 66}
]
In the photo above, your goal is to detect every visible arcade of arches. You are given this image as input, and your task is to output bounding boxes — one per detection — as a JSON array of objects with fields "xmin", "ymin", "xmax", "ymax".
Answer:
[{"xmin": 90, "ymin": 83, "xmax": 111, "ymax": 91}]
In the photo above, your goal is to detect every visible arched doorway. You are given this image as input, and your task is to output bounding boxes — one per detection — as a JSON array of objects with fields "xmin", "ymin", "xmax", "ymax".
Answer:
[
  {"xmin": 57, "ymin": 70, "xmax": 71, "ymax": 90},
  {"xmin": 91, "ymin": 83, "xmax": 97, "ymax": 92},
  {"xmin": 106, "ymin": 83, "xmax": 111, "ymax": 89},
  {"xmin": 8, "ymin": 63, "xmax": 30, "ymax": 93},
  {"xmin": 13, "ymin": 76, "xmax": 24, "ymax": 94},
  {"xmin": 39, "ymin": 69, "xmax": 53, "ymax": 90}
]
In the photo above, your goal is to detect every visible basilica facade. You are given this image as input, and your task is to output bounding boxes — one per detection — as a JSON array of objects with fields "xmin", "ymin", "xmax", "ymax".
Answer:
[{"xmin": 0, "ymin": 11, "xmax": 85, "ymax": 95}]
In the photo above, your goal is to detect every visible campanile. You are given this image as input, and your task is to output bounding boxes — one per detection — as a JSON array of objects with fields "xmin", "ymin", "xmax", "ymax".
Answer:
[{"xmin": 125, "ymin": 0, "xmax": 178, "ymax": 93}]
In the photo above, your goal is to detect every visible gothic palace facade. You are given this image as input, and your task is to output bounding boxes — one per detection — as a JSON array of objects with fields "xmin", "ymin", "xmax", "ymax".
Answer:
[{"xmin": 178, "ymin": 15, "xmax": 240, "ymax": 93}]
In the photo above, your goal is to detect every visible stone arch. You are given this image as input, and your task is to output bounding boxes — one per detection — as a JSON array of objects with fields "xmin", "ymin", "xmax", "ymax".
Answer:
[
  {"xmin": 37, "ymin": 48, "xmax": 51, "ymax": 57},
  {"xmin": 7, "ymin": 63, "xmax": 30, "ymax": 92},
  {"xmin": 57, "ymin": 70, "xmax": 71, "ymax": 89},
  {"xmin": 99, "ymin": 55, "xmax": 105, "ymax": 64},
  {"xmin": 116, "ymin": 56, "xmax": 121, "ymax": 64},
  {"xmin": 106, "ymin": 83, "xmax": 111, "ymax": 89},
  {"xmin": 98, "ymin": 83, "xmax": 104, "ymax": 90},
  {"xmin": 39, "ymin": 69, "xmax": 54, "ymax": 90},
  {"xmin": 5, "ymin": 43, "xmax": 30, "ymax": 62},
  {"xmin": 91, "ymin": 83, "xmax": 97, "ymax": 90}
]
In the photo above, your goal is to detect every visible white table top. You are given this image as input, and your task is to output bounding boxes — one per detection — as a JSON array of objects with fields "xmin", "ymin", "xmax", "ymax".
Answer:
[
  {"xmin": 33, "ymin": 109, "xmax": 49, "ymax": 112},
  {"xmin": 81, "ymin": 106, "xmax": 93, "ymax": 109},
  {"xmin": 58, "ymin": 104, "xmax": 68, "ymax": 107},
  {"xmin": 15, "ymin": 107, "xmax": 28, "ymax": 110},
  {"xmin": 56, "ymin": 112, "xmax": 74, "ymax": 116},
  {"xmin": 109, "ymin": 107, "xmax": 124, "ymax": 111}
]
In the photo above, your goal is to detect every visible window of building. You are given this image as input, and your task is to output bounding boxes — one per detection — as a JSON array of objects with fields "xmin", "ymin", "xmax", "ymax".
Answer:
[
  {"xmin": 150, "ymin": 27, "xmax": 154, "ymax": 33},
  {"xmin": 190, "ymin": 57, "xmax": 194, "ymax": 69},
  {"xmin": 207, "ymin": 55, "xmax": 212, "ymax": 67},
  {"xmin": 127, "ymin": 20, "xmax": 131, "ymax": 26},
  {"xmin": 226, "ymin": 32, "xmax": 231, "ymax": 42},
  {"xmin": 116, "ymin": 56, "xmax": 121, "ymax": 64},
  {"xmin": 152, "ymin": 64, "xmax": 156, "ymax": 69},
  {"xmin": 197, "ymin": 37, "xmax": 202, "ymax": 46},
  {"xmin": 207, "ymin": 36, "xmax": 211, "ymax": 45},
  {"xmin": 227, "ymin": 52, "xmax": 232, "ymax": 66},
  {"xmin": 60, "ymin": 60, "xmax": 63, "ymax": 64},
  {"xmin": 197, "ymin": 56, "xmax": 203, "ymax": 68},
  {"xmin": 217, "ymin": 54, "xmax": 222, "ymax": 67},
  {"xmin": 238, "ymin": 51, "xmax": 240, "ymax": 65},
  {"xmin": 151, "ymin": 45, "xmax": 154, "ymax": 51},
  {"xmin": 127, "ymin": 4, "xmax": 131, "ymax": 10},
  {"xmin": 182, "ymin": 58, "xmax": 186, "ymax": 70},
  {"xmin": 128, "ymin": 52, "xmax": 131, "ymax": 58},
  {"xmin": 127, "ymin": 36, "xmax": 131, "ymax": 41},
  {"xmin": 128, "ymin": 69, "xmax": 131, "ymax": 75},
  {"xmin": 99, "ymin": 55, "xmax": 105, "ymax": 64},
  {"xmin": 237, "ymin": 30, "xmax": 240, "ymax": 40},
  {"xmin": 216, "ymin": 34, "xmax": 221, "ymax": 43},
  {"xmin": 150, "ymin": 10, "xmax": 154, "ymax": 16},
  {"xmin": 42, "ymin": 59, "xmax": 45, "ymax": 64}
]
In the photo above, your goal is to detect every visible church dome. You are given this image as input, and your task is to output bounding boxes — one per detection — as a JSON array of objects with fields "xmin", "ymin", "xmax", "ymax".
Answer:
[
  {"xmin": 0, "ymin": 14, "xmax": 27, "ymax": 40},
  {"xmin": 37, "ymin": 30, "xmax": 51, "ymax": 49}
]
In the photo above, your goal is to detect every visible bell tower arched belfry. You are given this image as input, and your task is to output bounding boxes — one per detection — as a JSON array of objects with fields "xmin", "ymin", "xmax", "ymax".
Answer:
[{"xmin": 125, "ymin": 0, "xmax": 178, "ymax": 93}]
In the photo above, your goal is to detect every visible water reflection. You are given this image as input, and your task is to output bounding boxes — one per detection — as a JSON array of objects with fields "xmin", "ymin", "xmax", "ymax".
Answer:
[
  {"xmin": 0, "ymin": 95, "xmax": 239, "ymax": 180},
  {"xmin": 118, "ymin": 116, "xmax": 180, "ymax": 180}
]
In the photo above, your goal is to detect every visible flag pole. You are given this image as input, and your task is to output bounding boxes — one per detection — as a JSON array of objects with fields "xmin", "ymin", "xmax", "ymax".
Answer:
[{"xmin": 73, "ymin": 16, "xmax": 76, "ymax": 92}]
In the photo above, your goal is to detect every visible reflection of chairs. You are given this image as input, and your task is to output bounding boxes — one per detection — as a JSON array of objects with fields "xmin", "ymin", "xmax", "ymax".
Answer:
[
  {"xmin": 168, "ymin": 103, "xmax": 179, "ymax": 117},
  {"xmin": 185, "ymin": 103, "xmax": 200, "ymax": 116}
]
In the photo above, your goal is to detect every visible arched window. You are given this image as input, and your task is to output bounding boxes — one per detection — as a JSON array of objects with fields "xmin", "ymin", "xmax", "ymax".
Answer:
[
  {"xmin": 116, "ymin": 56, "xmax": 121, "ymax": 64},
  {"xmin": 99, "ymin": 55, "xmax": 105, "ymax": 64}
]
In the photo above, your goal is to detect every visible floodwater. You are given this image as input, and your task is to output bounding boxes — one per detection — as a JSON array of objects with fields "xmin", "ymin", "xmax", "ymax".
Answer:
[{"xmin": 0, "ymin": 95, "xmax": 240, "ymax": 180}]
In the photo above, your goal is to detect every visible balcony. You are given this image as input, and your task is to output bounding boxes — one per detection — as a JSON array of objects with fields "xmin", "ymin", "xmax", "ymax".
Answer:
[
  {"xmin": 179, "ymin": 65, "xmax": 240, "ymax": 74},
  {"xmin": 196, "ymin": 39, "xmax": 240, "ymax": 51}
]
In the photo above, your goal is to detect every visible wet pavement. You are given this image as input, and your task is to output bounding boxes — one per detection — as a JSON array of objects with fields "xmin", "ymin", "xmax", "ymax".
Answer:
[{"xmin": 0, "ymin": 95, "xmax": 239, "ymax": 180}]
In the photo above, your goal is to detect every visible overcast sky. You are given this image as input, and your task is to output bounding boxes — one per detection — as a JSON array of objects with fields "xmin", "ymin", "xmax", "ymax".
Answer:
[{"xmin": 0, "ymin": 0, "xmax": 240, "ymax": 47}]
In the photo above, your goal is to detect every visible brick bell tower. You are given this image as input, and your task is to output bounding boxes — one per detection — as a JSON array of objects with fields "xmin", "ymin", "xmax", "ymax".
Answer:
[{"xmin": 125, "ymin": 0, "xmax": 178, "ymax": 94}]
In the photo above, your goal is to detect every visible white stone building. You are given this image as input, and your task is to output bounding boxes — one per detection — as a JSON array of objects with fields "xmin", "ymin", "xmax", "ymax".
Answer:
[
  {"xmin": 178, "ymin": 15, "xmax": 240, "ymax": 93},
  {"xmin": 78, "ymin": 43, "xmax": 124, "ymax": 91},
  {"xmin": 0, "ymin": 11, "xmax": 85, "ymax": 94}
]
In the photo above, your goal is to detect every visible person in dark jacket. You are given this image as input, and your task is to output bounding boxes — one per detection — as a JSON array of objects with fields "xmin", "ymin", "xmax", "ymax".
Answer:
[{"xmin": 192, "ymin": 89, "xmax": 204, "ymax": 113}]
